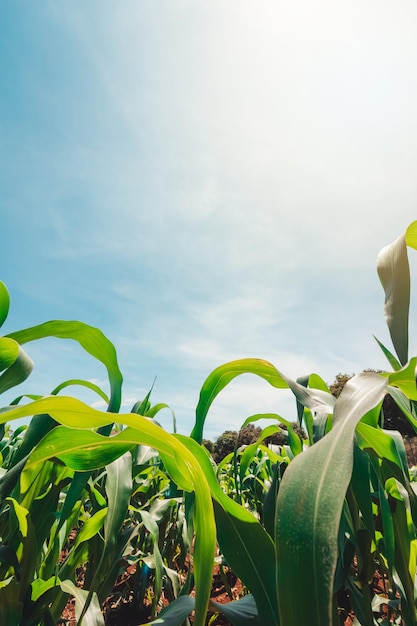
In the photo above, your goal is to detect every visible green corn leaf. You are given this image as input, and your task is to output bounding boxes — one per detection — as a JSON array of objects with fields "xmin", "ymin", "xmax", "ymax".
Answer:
[
  {"xmin": 239, "ymin": 424, "xmax": 281, "ymax": 483},
  {"xmin": 104, "ymin": 453, "xmax": 132, "ymax": 550},
  {"xmin": 385, "ymin": 478, "xmax": 417, "ymax": 626},
  {"xmin": 406, "ymin": 220, "xmax": 417, "ymax": 247},
  {"xmin": 373, "ymin": 335, "xmax": 402, "ymax": 370},
  {"xmin": 387, "ymin": 429, "xmax": 410, "ymax": 476},
  {"xmin": 139, "ymin": 509, "xmax": 164, "ymax": 613},
  {"xmin": 211, "ymin": 594, "xmax": 260, "ymax": 625},
  {"xmin": 31, "ymin": 576, "xmax": 61, "ymax": 602},
  {"xmin": 387, "ymin": 357, "xmax": 417, "ymax": 400},
  {"xmin": 0, "ymin": 546, "xmax": 21, "ymax": 578},
  {"xmin": 0, "ymin": 340, "xmax": 34, "ymax": 395},
  {"xmin": 73, "ymin": 508, "xmax": 108, "ymax": 549},
  {"xmin": 28, "ymin": 426, "xmax": 134, "ymax": 472},
  {"xmin": 241, "ymin": 412, "xmax": 288, "ymax": 429},
  {"xmin": 240, "ymin": 413, "xmax": 303, "ymax": 457},
  {"xmin": 146, "ymin": 403, "xmax": 176, "ymax": 432},
  {"xmin": 356, "ymin": 422, "xmax": 404, "ymax": 467},
  {"xmin": 0, "ymin": 578, "xmax": 23, "ymax": 624},
  {"xmin": 275, "ymin": 372, "xmax": 387, "ymax": 626},
  {"xmin": 9, "ymin": 394, "xmax": 42, "ymax": 404},
  {"xmin": 6, "ymin": 320, "xmax": 122, "ymax": 412},
  {"xmin": 349, "ymin": 444, "xmax": 374, "ymax": 535},
  {"xmin": 60, "ymin": 580, "xmax": 105, "ymax": 626},
  {"xmin": 0, "ymin": 337, "xmax": 19, "ymax": 372},
  {"xmin": 376, "ymin": 221, "xmax": 417, "ymax": 366},
  {"xmin": 11, "ymin": 413, "xmax": 58, "ymax": 466},
  {"xmin": 0, "ymin": 281, "xmax": 10, "ymax": 328},
  {"xmin": 0, "ymin": 456, "xmax": 28, "ymax": 501},
  {"xmin": 145, "ymin": 595, "xmax": 195, "ymax": 625},
  {"xmin": 51, "ymin": 379, "xmax": 109, "ymax": 403},
  {"xmin": 6, "ymin": 497, "xmax": 29, "ymax": 537}
]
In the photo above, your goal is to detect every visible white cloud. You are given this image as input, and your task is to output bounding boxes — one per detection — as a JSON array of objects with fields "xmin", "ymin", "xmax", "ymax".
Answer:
[{"xmin": 3, "ymin": 2, "xmax": 417, "ymax": 438}]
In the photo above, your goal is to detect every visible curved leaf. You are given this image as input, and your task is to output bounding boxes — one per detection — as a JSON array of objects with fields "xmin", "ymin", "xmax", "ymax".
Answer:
[
  {"xmin": 60, "ymin": 580, "xmax": 104, "ymax": 626},
  {"xmin": 6, "ymin": 321, "xmax": 122, "ymax": 412},
  {"xmin": 0, "ymin": 339, "xmax": 33, "ymax": 394},
  {"xmin": 0, "ymin": 281, "xmax": 10, "ymax": 328},
  {"xmin": 211, "ymin": 594, "xmax": 260, "ymax": 625},
  {"xmin": 146, "ymin": 595, "xmax": 195, "ymax": 625},
  {"xmin": 51, "ymin": 379, "xmax": 109, "ymax": 403},
  {"xmin": 384, "ymin": 357, "xmax": 417, "ymax": 400},
  {"xmin": 191, "ymin": 358, "xmax": 334, "ymax": 444},
  {"xmin": 191, "ymin": 359, "xmax": 288, "ymax": 442},
  {"xmin": 376, "ymin": 221, "xmax": 417, "ymax": 366}
]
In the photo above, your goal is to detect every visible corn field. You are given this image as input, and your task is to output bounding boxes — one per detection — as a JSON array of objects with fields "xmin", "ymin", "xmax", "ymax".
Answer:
[{"xmin": 1, "ymin": 222, "xmax": 417, "ymax": 625}]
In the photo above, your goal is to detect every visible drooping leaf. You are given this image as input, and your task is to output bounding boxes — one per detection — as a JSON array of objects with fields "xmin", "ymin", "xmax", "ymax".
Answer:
[
  {"xmin": 0, "ymin": 340, "xmax": 34, "ymax": 394},
  {"xmin": 191, "ymin": 358, "xmax": 334, "ymax": 444},
  {"xmin": 0, "ymin": 281, "xmax": 10, "ymax": 328},
  {"xmin": 377, "ymin": 227, "xmax": 411, "ymax": 366},
  {"xmin": 51, "ymin": 379, "xmax": 109, "ymax": 403},
  {"xmin": 385, "ymin": 357, "xmax": 417, "ymax": 400},
  {"xmin": 6, "ymin": 320, "xmax": 122, "ymax": 412},
  {"xmin": 211, "ymin": 594, "xmax": 260, "ymax": 625},
  {"xmin": 31, "ymin": 576, "xmax": 61, "ymax": 602},
  {"xmin": 60, "ymin": 580, "xmax": 105, "ymax": 626},
  {"xmin": 145, "ymin": 595, "xmax": 195, "ymax": 625}
]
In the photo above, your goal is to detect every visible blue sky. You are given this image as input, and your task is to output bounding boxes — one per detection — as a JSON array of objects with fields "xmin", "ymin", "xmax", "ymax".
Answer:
[{"xmin": 2, "ymin": 1, "xmax": 417, "ymax": 440}]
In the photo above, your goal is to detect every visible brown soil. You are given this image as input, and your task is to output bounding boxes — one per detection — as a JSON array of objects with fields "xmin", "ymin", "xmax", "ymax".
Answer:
[{"xmin": 60, "ymin": 564, "xmax": 240, "ymax": 626}]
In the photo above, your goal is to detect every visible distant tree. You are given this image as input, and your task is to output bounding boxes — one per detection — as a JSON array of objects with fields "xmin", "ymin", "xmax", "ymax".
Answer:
[
  {"xmin": 212, "ymin": 424, "xmax": 262, "ymax": 463},
  {"xmin": 237, "ymin": 424, "xmax": 262, "ymax": 446},
  {"xmin": 213, "ymin": 430, "xmax": 238, "ymax": 463},
  {"xmin": 202, "ymin": 438, "xmax": 215, "ymax": 454},
  {"xmin": 329, "ymin": 373, "xmax": 355, "ymax": 398}
]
